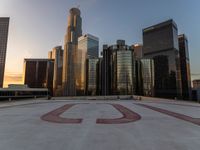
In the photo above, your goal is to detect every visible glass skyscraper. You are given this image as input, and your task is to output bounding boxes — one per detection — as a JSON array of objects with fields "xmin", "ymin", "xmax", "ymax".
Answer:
[
  {"xmin": 140, "ymin": 59, "xmax": 154, "ymax": 96},
  {"xmin": 102, "ymin": 40, "xmax": 136, "ymax": 95},
  {"xmin": 143, "ymin": 19, "xmax": 182, "ymax": 99},
  {"xmin": 62, "ymin": 8, "xmax": 82, "ymax": 96},
  {"xmin": 178, "ymin": 34, "xmax": 192, "ymax": 100},
  {"xmin": 78, "ymin": 34, "xmax": 99, "ymax": 58},
  {"xmin": 78, "ymin": 34, "xmax": 99, "ymax": 95},
  {"xmin": 0, "ymin": 17, "xmax": 9, "ymax": 88},
  {"xmin": 86, "ymin": 58, "xmax": 99, "ymax": 95}
]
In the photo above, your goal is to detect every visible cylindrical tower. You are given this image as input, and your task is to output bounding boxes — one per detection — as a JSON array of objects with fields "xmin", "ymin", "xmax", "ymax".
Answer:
[{"xmin": 62, "ymin": 8, "xmax": 82, "ymax": 96}]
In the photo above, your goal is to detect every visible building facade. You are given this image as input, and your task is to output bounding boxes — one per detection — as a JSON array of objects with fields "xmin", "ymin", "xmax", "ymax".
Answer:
[
  {"xmin": 62, "ymin": 8, "xmax": 82, "ymax": 96},
  {"xmin": 78, "ymin": 34, "xmax": 99, "ymax": 58},
  {"xmin": 102, "ymin": 40, "xmax": 136, "ymax": 95},
  {"xmin": 0, "ymin": 17, "xmax": 9, "ymax": 87},
  {"xmin": 77, "ymin": 34, "xmax": 99, "ymax": 95},
  {"xmin": 178, "ymin": 34, "xmax": 192, "ymax": 100},
  {"xmin": 143, "ymin": 19, "xmax": 182, "ymax": 99},
  {"xmin": 23, "ymin": 59, "xmax": 54, "ymax": 96},
  {"xmin": 193, "ymin": 80, "xmax": 200, "ymax": 89},
  {"xmin": 86, "ymin": 58, "xmax": 99, "ymax": 95},
  {"xmin": 133, "ymin": 44, "xmax": 143, "ymax": 59},
  {"xmin": 49, "ymin": 46, "xmax": 63, "ymax": 96},
  {"xmin": 140, "ymin": 59, "xmax": 154, "ymax": 96}
]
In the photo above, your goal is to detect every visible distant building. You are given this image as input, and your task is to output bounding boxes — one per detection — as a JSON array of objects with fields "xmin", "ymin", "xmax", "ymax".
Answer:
[
  {"xmin": 23, "ymin": 59, "xmax": 54, "ymax": 96},
  {"xmin": 178, "ymin": 34, "xmax": 192, "ymax": 100},
  {"xmin": 49, "ymin": 46, "xmax": 63, "ymax": 96},
  {"xmin": 102, "ymin": 40, "xmax": 136, "ymax": 95},
  {"xmin": 133, "ymin": 44, "xmax": 143, "ymax": 59},
  {"xmin": 62, "ymin": 8, "xmax": 82, "ymax": 96},
  {"xmin": 143, "ymin": 19, "xmax": 182, "ymax": 99},
  {"xmin": 0, "ymin": 17, "xmax": 9, "ymax": 87},
  {"xmin": 193, "ymin": 80, "xmax": 200, "ymax": 89}
]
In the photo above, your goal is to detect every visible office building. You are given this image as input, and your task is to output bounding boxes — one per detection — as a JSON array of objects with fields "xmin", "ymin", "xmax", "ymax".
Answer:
[
  {"xmin": 78, "ymin": 34, "xmax": 99, "ymax": 58},
  {"xmin": 23, "ymin": 59, "xmax": 54, "ymax": 96},
  {"xmin": 49, "ymin": 46, "xmax": 63, "ymax": 96},
  {"xmin": 140, "ymin": 59, "xmax": 154, "ymax": 96},
  {"xmin": 143, "ymin": 19, "xmax": 182, "ymax": 99},
  {"xmin": 102, "ymin": 40, "xmax": 136, "ymax": 95},
  {"xmin": 62, "ymin": 8, "xmax": 82, "ymax": 96},
  {"xmin": 192, "ymin": 80, "xmax": 200, "ymax": 101},
  {"xmin": 178, "ymin": 34, "xmax": 192, "ymax": 100},
  {"xmin": 76, "ymin": 34, "xmax": 99, "ymax": 95},
  {"xmin": 86, "ymin": 58, "xmax": 99, "ymax": 95},
  {"xmin": 0, "ymin": 17, "xmax": 9, "ymax": 87},
  {"xmin": 133, "ymin": 44, "xmax": 143, "ymax": 59}
]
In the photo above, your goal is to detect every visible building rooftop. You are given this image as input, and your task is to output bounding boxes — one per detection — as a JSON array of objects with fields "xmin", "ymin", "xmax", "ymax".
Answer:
[
  {"xmin": 0, "ymin": 98, "xmax": 200, "ymax": 150},
  {"xmin": 143, "ymin": 19, "xmax": 178, "ymax": 33}
]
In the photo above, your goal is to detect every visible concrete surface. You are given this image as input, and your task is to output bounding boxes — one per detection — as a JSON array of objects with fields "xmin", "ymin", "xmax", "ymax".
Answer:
[{"xmin": 0, "ymin": 99, "xmax": 200, "ymax": 150}]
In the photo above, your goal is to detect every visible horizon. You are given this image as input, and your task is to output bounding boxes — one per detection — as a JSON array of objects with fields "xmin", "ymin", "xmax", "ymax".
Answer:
[{"xmin": 1, "ymin": 0, "xmax": 200, "ymax": 87}]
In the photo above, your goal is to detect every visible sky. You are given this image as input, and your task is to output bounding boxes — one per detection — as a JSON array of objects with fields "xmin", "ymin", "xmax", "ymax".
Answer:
[{"xmin": 1, "ymin": 0, "xmax": 200, "ymax": 87}]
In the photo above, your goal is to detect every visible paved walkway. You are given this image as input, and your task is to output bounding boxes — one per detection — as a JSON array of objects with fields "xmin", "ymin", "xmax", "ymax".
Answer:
[{"xmin": 0, "ymin": 99, "xmax": 200, "ymax": 150}]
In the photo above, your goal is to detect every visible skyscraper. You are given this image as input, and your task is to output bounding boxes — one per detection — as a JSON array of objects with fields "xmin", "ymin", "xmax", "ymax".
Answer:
[
  {"xmin": 143, "ymin": 19, "xmax": 182, "ymax": 99},
  {"xmin": 102, "ymin": 40, "xmax": 136, "ymax": 95},
  {"xmin": 86, "ymin": 58, "xmax": 99, "ymax": 95},
  {"xmin": 140, "ymin": 59, "xmax": 155, "ymax": 96},
  {"xmin": 78, "ymin": 34, "xmax": 99, "ymax": 58},
  {"xmin": 49, "ymin": 46, "xmax": 63, "ymax": 96},
  {"xmin": 62, "ymin": 8, "xmax": 82, "ymax": 96},
  {"xmin": 0, "ymin": 17, "xmax": 9, "ymax": 87},
  {"xmin": 178, "ymin": 34, "xmax": 192, "ymax": 100},
  {"xmin": 77, "ymin": 34, "xmax": 99, "ymax": 95}
]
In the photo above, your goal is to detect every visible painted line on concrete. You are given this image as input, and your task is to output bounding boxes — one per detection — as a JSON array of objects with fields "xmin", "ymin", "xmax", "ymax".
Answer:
[
  {"xmin": 136, "ymin": 103, "xmax": 200, "ymax": 126},
  {"xmin": 41, "ymin": 104, "xmax": 83, "ymax": 124},
  {"xmin": 96, "ymin": 103, "xmax": 141, "ymax": 124},
  {"xmin": 140, "ymin": 101, "xmax": 200, "ymax": 108}
]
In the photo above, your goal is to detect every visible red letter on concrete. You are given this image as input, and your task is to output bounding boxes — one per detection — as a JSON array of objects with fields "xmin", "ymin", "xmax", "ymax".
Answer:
[
  {"xmin": 41, "ymin": 104, "xmax": 82, "ymax": 124},
  {"xmin": 96, "ymin": 104, "xmax": 141, "ymax": 124}
]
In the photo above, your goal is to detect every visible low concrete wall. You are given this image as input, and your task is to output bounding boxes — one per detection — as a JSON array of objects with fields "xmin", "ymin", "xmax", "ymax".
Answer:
[{"xmin": 52, "ymin": 95, "xmax": 136, "ymax": 100}]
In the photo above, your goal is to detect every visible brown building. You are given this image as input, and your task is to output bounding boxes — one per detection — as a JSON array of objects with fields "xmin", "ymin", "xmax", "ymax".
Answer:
[
  {"xmin": 23, "ymin": 59, "xmax": 54, "ymax": 96},
  {"xmin": 0, "ymin": 17, "xmax": 9, "ymax": 87},
  {"xmin": 133, "ymin": 44, "xmax": 143, "ymax": 59},
  {"xmin": 49, "ymin": 46, "xmax": 63, "ymax": 96}
]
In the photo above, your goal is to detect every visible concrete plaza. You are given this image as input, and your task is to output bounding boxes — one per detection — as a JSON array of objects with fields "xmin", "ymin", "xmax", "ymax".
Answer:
[{"xmin": 0, "ymin": 98, "xmax": 200, "ymax": 150}]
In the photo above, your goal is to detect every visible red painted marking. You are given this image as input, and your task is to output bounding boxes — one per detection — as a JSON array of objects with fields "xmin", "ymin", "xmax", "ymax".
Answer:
[
  {"xmin": 41, "ymin": 104, "xmax": 82, "ymax": 124},
  {"xmin": 96, "ymin": 104, "xmax": 141, "ymax": 124},
  {"xmin": 143, "ymin": 101, "xmax": 200, "ymax": 108},
  {"xmin": 137, "ymin": 103, "xmax": 200, "ymax": 126}
]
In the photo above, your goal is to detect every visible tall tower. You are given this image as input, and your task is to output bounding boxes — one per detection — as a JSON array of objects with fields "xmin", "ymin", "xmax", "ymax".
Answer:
[
  {"xmin": 49, "ymin": 46, "xmax": 63, "ymax": 96},
  {"xmin": 0, "ymin": 17, "xmax": 9, "ymax": 88},
  {"xmin": 178, "ymin": 34, "xmax": 192, "ymax": 100},
  {"xmin": 62, "ymin": 8, "xmax": 82, "ymax": 96},
  {"xmin": 143, "ymin": 19, "xmax": 182, "ymax": 99}
]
